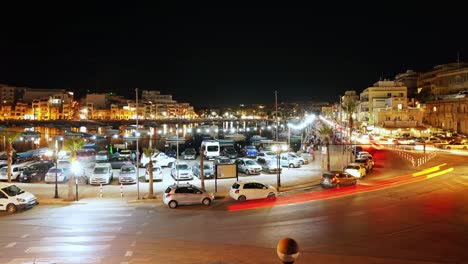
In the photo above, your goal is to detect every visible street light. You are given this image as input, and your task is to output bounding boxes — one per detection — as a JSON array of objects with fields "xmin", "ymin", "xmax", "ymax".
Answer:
[{"xmin": 272, "ymin": 142, "xmax": 288, "ymax": 190}]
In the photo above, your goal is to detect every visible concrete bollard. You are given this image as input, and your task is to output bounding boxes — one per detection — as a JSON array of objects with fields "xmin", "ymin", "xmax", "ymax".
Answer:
[
  {"xmin": 120, "ymin": 183, "xmax": 123, "ymax": 197},
  {"xmin": 100, "ymin": 183, "xmax": 103, "ymax": 198}
]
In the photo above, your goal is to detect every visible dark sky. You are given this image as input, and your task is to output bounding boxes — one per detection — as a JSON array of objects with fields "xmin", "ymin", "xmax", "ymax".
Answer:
[{"xmin": 0, "ymin": 3, "xmax": 466, "ymax": 108}]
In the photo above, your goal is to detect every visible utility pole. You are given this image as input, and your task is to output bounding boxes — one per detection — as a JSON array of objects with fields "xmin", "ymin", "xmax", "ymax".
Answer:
[
  {"xmin": 135, "ymin": 88, "xmax": 140, "ymax": 200},
  {"xmin": 200, "ymin": 146, "xmax": 205, "ymax": 190}
]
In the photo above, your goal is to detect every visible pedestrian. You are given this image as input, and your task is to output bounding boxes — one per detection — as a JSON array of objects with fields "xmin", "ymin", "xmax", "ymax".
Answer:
[
  {"xmin": 131, "ymin": 151, "xmax": 136, "ymax": 162},
  {"xmin": 309, "ymin": 146, "xmax": 315, "ymax": 161}
]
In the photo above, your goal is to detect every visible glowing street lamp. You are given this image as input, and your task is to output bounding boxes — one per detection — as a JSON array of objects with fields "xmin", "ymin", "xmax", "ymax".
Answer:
[{"xmin": 272, "ymin": 142, "xmax": 288, "ymax": 189}]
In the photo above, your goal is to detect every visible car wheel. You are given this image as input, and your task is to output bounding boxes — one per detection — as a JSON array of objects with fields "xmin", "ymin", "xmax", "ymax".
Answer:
[
  {"xmin": 6, "ymin": 203, "xmax": 17, "ymax": 214},
  {"xmin": 245, "ymin": 170, "xmax": 250, "ymax": 175},
  {"xmin": 267, "ymin": 193, "xmax": 276, "ymax": 199},
  {"xmin": 168, "ymin": 200, "xmax": 178, "ymax": 209},
  {"xmin": 446, "ymin": 147, "xmax": 451, "ymax": 150},
  {"xmin": 289, "ymin": 164, "xmax": 294, "ymax": 168},
  {"xmin": 202, "ymin": 198, "xmax": 211, "ymax": 206},
  {"xmin": 238, "ymin": 195, "xmax": 247, "ymax": 202}
]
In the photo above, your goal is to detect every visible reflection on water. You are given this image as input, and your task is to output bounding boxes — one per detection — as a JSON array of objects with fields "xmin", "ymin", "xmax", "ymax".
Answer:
[{"xmin": 1, "ymin": 120, "xmax": 279, "ymax": 153}]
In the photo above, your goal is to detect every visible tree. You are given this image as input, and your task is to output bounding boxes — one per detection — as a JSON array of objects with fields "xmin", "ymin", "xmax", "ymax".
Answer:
[
  {"xmin": 3, "ymin": 131, "xmax": 21, "ymax": 183},
  {"xmin": 342, "ymin": 92, "xmax": 359, "ymax": 162},
  {"xmin": 62, "ymin": 136, "xmax": 84, "ymax": 201},
  {"xmin": 143, "ymin": 147, "xmax": 156, "ymax": 199},
  {"xmin": 317, "ymin": 124, "xmax": 333, "ymax": 171}
]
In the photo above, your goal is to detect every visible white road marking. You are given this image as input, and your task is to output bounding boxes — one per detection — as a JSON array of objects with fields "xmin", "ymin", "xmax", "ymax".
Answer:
[
  {"xmin": 40, "ymin": 236, "xmax": 115, "ymax": 243},
  {"xmin": 25, "ymin": 244, "xmax": 109, "ymax": 253},
  {"xmin": 5, "ymin": 242, "xmax": 16, "ymax": 248},
  {"xmin": 21, "ymin": 234, "xmax": 29, "ymax": 239},
  {"xmin": 125, "ymin": 250, "xmax": 133, "ymax": 257},
  {"xmin": 6, "ymin": 257, "xmax": 102, "ymax": 264}
]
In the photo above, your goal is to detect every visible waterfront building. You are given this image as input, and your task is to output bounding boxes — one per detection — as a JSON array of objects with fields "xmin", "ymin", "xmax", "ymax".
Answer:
[{"xmin": 424, "ymin": 91, "xmax": 468, "ymax": 134}]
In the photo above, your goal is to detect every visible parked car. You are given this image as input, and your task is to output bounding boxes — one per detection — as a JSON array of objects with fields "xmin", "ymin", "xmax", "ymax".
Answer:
[
  {"xmin": 44, "ymin": 167, "xmax": 71, "ymax": 183},
  {"xmin": 119, "ymin": 149, "xmax": 132, "ymax": 158},
  {"xmin": 119, "ymin": 164, "xmax": 137, "ymax": 184},
  {"xmin": 145, "ymin": 164, "xmax": 163, "ymax": 182},
  {"xmin": 442, "ymin": 142, "xmax": 468, "ymax": 150},
  {"xmin": 320, "ymin": 171, "xmax": 357, "ymax": 188},
  {"xmin": 171, "ymin": 162, "xmax": 193, "ymax": 180},
  {"xmin": 89, "ymin": 163, "xmax": 113, "ymax": 185},
  {"xmin": 256, "ymin": 157, "xmax": 281, "ymax": 174},
  {"xmin": 344, "ymin": 163, "xmax": 367, "ymax": 178},
  {"xmin": 109, "ymin": 156, "xmax": 133, "ymax": 169},
  {"xmin": 95, "ymin": 150, "xmax": 111, "ymax": 162},
  {"xmin": 181, "ymin": 148, "xmax": 197, "ymax": 160},
  {"xmin": 221, "ymin": 146, "xmax": 238, "ymax": 159},
  {"xmin": 256, "ymin": 151, "xmax": 276, "ymax": 161},
  {"xmin": 192, "ymin": 163, "xmax": 215, "ymax": 179},
  {"xmin": 163, "ymin": 183, "xmax": 214, "ymax": 209},
  {"xmin": 354, "ymin": 157, "xmax": 373, "ymax": 172},
  {"xmin": 235, "ymin": 158, "xmax": 262, "ymax": 175},
  {"xmin": 279, "ymin": 153, "xmax": 301, "ymax": 168},
  {"xmin": 0, "ymin": 162, "xmax": 36, "ymax": 181},
  {"xmin": 18, "ymin": 161, "xmax": 54, "ymax": 182},
  {"xmin": 229, "ymin": 180, "xmax": 277, "ymax": 201},
  {"xmin": 165, "ymin": 148, "xmax": 177, "ymax": 158},
  {"xmin": 288, "ymin": 153, "xmax": 308, "ymax": 165},
  {"xmin": 140, "ymin": 152, "xmax": 176, "ymax": 168},
  {"xmin": 214, "ymin": 156, "xmax": 232, "ymax": 165},
  {"xmin": 241, "ymin": 145, "xmax": 258, "ymax": 158},
  {"xmin": 0, "ymin": 183, "xmax": 38, "ymax": 213}
]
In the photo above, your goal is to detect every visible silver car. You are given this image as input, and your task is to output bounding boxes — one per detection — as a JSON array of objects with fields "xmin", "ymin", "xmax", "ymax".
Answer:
[
  {"xmin": 119, "ymin": 164, "xmax": 137, "ymax": 184},
  {"xmin": 162, "ymin": 183, "xmax": 214, "ymax": 209},
  {"xmin": 192, "ymin": 163, "xmax": 215, "ymax": 179}
]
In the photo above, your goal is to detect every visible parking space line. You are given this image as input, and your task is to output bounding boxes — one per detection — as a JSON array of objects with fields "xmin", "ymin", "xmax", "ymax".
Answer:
[{"xmin": 5, "ymin": 242, "xmax": 16, "ymax": 248}]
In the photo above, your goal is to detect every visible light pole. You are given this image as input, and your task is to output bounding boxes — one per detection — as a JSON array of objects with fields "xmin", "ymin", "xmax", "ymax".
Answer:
[
  {"xmin": 54, "ymin": 140, "xmax": 59, "ymax": 198},
  {"xmin": 176, "ymin": 124, "xmax": 180, "ymax": 185},
  {"xmin": 272, "ymin": 142, "xmax": 287, "ymax": 190},
  {"xmin": 135, "ymin": 88, "xmax": 140, "ymax": 200}
]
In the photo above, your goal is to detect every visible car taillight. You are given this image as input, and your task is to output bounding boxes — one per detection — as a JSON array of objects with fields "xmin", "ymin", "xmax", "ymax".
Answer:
[
  {"xmin": 165, "ymin": 194, "xmax": 171, "ymax": 198},
  {"xmin": 235, "ymin": 190, "xmax": 239, "ymax": 194},
  {"xmin": 331, "ymin": 177, "xmax": 337, "ymax": 183}
]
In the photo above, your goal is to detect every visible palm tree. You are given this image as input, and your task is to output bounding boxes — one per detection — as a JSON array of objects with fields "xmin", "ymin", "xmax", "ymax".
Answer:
[
  {"xmin": 341, "ymin": 92, "xmax": 359, "ymax": 162},
  {"xmin": 3, "ymin": 131, "xmax": 21, "ymax": 183},
  {"xmin": 317, "ymin": 124, "xmax": 333, "ymax": 171},
  {"xmin": 62, "ymin": 136, "xmax": 84, "ymax": 200},
  {"xmin": 143, "ymin": 147, "xmax": 156, "ymax": 199}
]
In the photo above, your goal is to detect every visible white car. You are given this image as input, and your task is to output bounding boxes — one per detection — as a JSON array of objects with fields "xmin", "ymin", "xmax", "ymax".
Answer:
[
  {"xmin": 229, "ymin": 180, "xmax": 277, "ymax": 201},
  {"xmin": 344, "ymin": 163, "xmax": 367, "ymax": 178},
  {"xmin": 119, "ymin": 164, "xmax": 137, "ymax": 184},
  {"xmin": 145, "ymin": 164, "xmax": 163, "ymax": 182},
  {"xmin": 44, "ymin": 167, "xmax": 71, "ymax": 183},
  {"xmin": 0, "ymin": 183, "xmax": 37, "ymax": 213},
  {"xmin": 288, "ymin": 153, "xmax": 308, "ymax": 165},
  {"xmin": 89, "ymin": 163, "xmax": 113, "ymax": 185},
  {"xmin": 235, "ymin": 158, "xmax": 262, "ymax": 175},
  {"xmin": 140, "ymin": 152, "xmax": 176, "ymax": 168},
  {"xmin": 171, "ymin": 162, "xmax": 193, "ymax": 180},
  {"xmin": 0, "ymin": 163, "xmax": 34, "ymax": 181}
]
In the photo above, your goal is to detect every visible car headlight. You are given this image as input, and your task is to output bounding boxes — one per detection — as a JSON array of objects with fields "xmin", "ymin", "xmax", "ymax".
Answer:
[{"xmin": 17, "ymin": 198, "xmax": 26, "ymax": 203}]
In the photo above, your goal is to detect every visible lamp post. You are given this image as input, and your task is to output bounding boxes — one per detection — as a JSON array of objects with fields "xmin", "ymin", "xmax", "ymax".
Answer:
[
  {"xmin": 54, "ymin": 140, "xmax": 59, "ymax": 198},
  {"xmin": 135, "ymin": 87, "xmax": 140, "ymax": 200},
  {"xmin": 272, "ymin": 142, "xmax": 287, "ymax": 190}
]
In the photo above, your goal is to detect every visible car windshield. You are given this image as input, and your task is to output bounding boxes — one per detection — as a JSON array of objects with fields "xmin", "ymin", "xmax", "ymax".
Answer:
[
  {"xmin": 121, "ymin": 167, "xmax": 135, "ymax": 173},
  {"xmin": 346, "ymin": 165, "xmax": 359, "ymax": 170},
  {"xmin": 177, "ymin": 164, "xmax": 189, "ymax": 170},
  {"xmin": 204, "ymin": 165, "xmax": 213, "ymax": 170},
  {"xmin": 185, "ymin": 149, "xmax": 196, "ymax": 155},
  {"xmin": 98, "ymin": 151, "xmax": 108, "ymax": 155},
  {"xmin": 2, "ymin": 185, "xmax": 25, "ymax": 196},
  {"xmin": 245, "ymin": 160, "xmax": 257, "ymax": 165},
  {"xmin": 152, "ymin": 167, "xmax": 161, "ymax": 172},
  {"xmin": 48, "ymin": 168, "xmax": 64, "ymax": 174},
  {"xmin": 94, "ymin": 167, "xmax": 108, "ymax": 174},
  {"xmin": 246, "ymin": 146, "xmax": 255, "ymax": 149}
]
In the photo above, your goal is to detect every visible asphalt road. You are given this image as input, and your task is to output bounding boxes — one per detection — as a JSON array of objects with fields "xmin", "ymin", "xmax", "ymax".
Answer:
[{"xmin": 1, "ymin": 149, "xmax": 468, "ymax": 263}]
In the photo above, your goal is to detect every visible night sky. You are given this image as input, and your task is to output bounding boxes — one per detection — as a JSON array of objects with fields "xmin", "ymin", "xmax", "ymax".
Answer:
[{"xmin": 1, "ymin": 3, "xmax": 466, "ymax": 108}]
